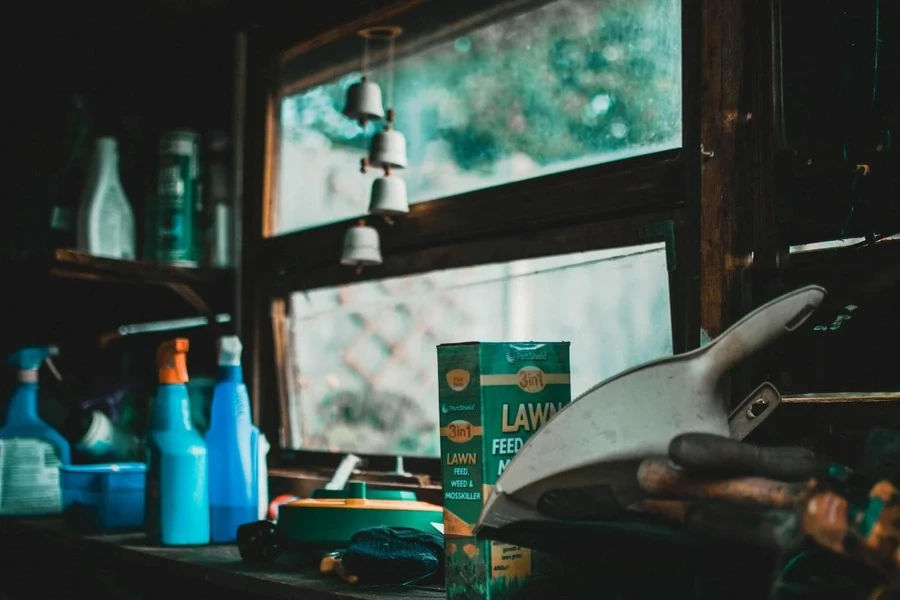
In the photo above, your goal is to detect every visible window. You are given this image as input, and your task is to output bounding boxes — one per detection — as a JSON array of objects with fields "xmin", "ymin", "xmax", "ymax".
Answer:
[
  {"xmin": 283, "ymin": 242, "xmax": 673, "ymax": 457},
  {"xmin": 258, "ymin": 0, "xmax": 691, "ymax": 468},
  {"xmin": 789, "ymin": 234, "xmax": 900, "ymax": 254},
  {"xmin": 274, "ymin": 0, "xmax": 683, "ymax": 235},
  {"xmin": 789, "ymin": 238, "xmax": 867, "ymax": 253}
]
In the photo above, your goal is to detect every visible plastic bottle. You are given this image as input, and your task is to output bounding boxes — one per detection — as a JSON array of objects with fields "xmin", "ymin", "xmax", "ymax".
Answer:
[
  {"xmin": 76, "ymin": 136, "xmax": 137, "ymax": 260},
  {"xmin": 146, "ymin": 338, "xmax": 210, "ymax": 545},
  {"xmin": 0, "ymin": 346, "xmax": 71, "ymax": 516},
  {"xmin": 205, "ymin": 336, "xmax": 259, "ymax": 543},
  {"xmin": 203, "ymin": 131, "xmax": 234, "ymax": 268},
  {"xmin": 73, "ymin": 409, "xmax": 142, "ymax": 462},
  {"xmin": 257, "ymin": 433, "xmax": 270, "ymax": 520}
]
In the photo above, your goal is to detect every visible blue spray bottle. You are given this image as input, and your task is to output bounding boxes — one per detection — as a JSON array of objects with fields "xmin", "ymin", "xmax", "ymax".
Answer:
[
  {"xmin": 0, "ymin": 346, "xmax": 71, "ymax": 516},
  {"xmin": 146, "ymin": 338, "xmax": 210, "ymax": 545},
  {"xmin": 206, "ymin": 335, "xmax": 259, "ymax": 543}
]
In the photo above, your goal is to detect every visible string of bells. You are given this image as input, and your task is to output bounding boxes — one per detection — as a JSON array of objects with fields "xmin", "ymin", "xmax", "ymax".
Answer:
[{"xmin": 340, "ymin": 27, "xmax": 410, "ymax": 272}]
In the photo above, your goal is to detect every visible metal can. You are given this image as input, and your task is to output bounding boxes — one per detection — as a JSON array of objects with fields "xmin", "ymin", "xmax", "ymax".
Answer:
[{"xmin": 156, "ymin": 129, "xmax": 200, "ymax": 266}]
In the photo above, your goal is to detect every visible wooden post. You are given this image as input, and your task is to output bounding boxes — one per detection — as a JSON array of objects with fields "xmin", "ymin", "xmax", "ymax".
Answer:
[
  {"xmin": 699, "ymin": 0, "xmax": 780, "ymax": 404},
  {"xmin": 699, "ymin": 0, "xmax": 746, "ymax": 343},
  {"xmin": 240, "ymin": 28, "xmax": 283, "ymax": 452}
]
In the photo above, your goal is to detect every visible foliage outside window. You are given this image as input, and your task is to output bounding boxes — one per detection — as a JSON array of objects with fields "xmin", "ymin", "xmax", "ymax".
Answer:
[
  {"xmin": 283, "ymin": 243, "xmax": 673, "ymax": 457},
  {"xmin": 274, "ymin": 0, "xmax": 683, "ymax": 235}
]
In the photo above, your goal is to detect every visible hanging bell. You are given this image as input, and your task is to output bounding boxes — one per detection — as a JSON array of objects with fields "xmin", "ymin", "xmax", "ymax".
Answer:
[
  {"xmin": 343, "ymin": 78, "xmax": 385, "ymax": 126},
  {"xmin": 369, "ymin": 171, "xmax": 409, "ymax": 216},
  {"xmin": 340, "ymin": 220, "xmax": 382, "ymax": 268},
  {"xmin": 368, "ymin": 127, "xmax": 408, "ymax": 170}
]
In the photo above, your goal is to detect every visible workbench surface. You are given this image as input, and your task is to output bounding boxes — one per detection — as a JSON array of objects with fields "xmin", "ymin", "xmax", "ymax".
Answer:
[
  {"xmin": 0, "ymin": 517, "xmax": 790, "ymax": 599},
  {"xmin": 0, "ymin": 518, "xmax": 442, "ymax": 600}
]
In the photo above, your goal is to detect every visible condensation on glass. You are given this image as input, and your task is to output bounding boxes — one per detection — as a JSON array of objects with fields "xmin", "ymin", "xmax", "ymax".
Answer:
[
  {"xmin": 283, "ymin": 242, "xmax": 674, "ymax": 457},
  {"xmin": 274, "ymin": 0, "xmax": 683, "ymax": 235}
]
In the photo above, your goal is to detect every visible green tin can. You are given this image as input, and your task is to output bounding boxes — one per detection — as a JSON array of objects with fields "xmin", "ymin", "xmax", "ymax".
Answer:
[{"xmin": 156, "ymin": 129, "xmax": 199, "ymax": 266}]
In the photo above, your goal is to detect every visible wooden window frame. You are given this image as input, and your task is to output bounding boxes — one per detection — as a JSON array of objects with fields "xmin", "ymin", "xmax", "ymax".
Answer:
[
  {"xmin": 239, "ymin": 0, "xmax": 703, "ymax": 479},
  {"xmin": 699, "ymin": 0, "xmax": 900, "ymax": 455}
]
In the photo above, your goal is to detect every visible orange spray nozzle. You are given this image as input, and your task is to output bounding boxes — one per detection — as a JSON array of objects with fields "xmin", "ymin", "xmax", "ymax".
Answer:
[{"xmin": 157, "ymin": 338, "xmax": 190, "ymax": 384}]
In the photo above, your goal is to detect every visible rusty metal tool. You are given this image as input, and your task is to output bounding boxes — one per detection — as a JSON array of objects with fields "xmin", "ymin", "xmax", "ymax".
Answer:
[{"xmin": 728, "ymin": 381, "xmax": 782, "ymax": 440}]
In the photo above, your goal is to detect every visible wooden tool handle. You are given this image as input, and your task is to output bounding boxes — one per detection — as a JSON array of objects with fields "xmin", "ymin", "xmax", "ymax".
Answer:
[
  {"xmin": 638, "ymin": 458, "xmax": 809, "ymax": 509},
  {"xmin": 670, "ymin": 433, "xmax": 823, "ymax": 481},
  {"xmin": 804, "ymin": 481, "xmax": 900, "ymax": 581},
  {"xmin": 319, "ymin": 554, "xmax": 360, "ymax": 585},
  {"xmin": 636, "ymin": 498, "xmax": 803, "ymax": 551}
]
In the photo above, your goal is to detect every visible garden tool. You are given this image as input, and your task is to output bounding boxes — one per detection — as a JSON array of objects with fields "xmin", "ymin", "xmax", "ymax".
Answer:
[
  {"xmin": 637, "ymin": 434, "xmax": 900, "ymax": 583},
  {"xmin": 476, "ymin": 285, "xmax": 827, "ymax": 540}
]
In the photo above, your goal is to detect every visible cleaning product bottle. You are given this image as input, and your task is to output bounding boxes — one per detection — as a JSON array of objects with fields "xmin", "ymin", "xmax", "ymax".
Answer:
[
  {"xmin": 0, "ymin": 346, "xmax": 71, "ymax": 516},
  {"xmin": 257, "ymin": 432, "xmax": 270, "ymax": 520},
  {"xmin": 146, "ymin": 338, "xmax": 209, "ymax": 545},
  {"xmin": 206, "ymin": 336, "xmax": 259, "ymax": 543},
  {"xmin": 203, "ymin": 131, "xmax": 234, "ymax": 268},
  {"xmin": 73, "ymin": 409, "xmax": 142, "ymax": 462},
  {"xmin": 76, "ymin": 136, "xmax": 137, "ymax": 260}
]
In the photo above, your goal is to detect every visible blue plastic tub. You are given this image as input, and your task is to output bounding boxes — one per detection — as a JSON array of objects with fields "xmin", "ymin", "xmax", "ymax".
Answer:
[{"xmin": 60, "ymin": 463, "xmax": 147, "ymax": 533}]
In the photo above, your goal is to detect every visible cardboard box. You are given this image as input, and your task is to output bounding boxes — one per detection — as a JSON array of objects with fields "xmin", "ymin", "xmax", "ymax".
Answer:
[{"xmin": 438, "ymin": 342, "xmax": 571, "ymax": 600}]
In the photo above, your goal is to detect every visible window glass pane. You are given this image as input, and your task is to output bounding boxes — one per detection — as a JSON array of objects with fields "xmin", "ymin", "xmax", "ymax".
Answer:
[
  {"xmin": 275, "ymin": 0, "xmax": 683, "ymax": 235},
  {"xmin": 789, "ymin": 238, "xmax": 866, "ymax": 253},
  {"xmin": 789, "ymin": 235, "xmax": 900, "ymax": 253},
  {"xmin": 284, "ymin": 242, "xmax": 673, "ymax": 457}
]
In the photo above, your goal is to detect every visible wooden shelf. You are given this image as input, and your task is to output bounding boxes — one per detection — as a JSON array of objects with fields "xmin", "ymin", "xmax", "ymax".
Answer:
[
  {"xmin": 0, "ymin": 250, "xmax": 235, "ymax": 336},
  {"xmin": 47, "ymin": 249, "xmax": 233, "ymax": 288},
  {"xmin": 3, "ymin": 248, "xmax": 233, "ymax": 289}
]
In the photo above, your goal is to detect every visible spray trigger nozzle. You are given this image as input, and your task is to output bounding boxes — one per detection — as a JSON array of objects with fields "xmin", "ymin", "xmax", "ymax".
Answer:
[
  {"xmin": 45, "ymin": 357, "xmax": 62, "ymax": 382},
  {"xmin": 217, "ymin": 336, "xmax": 243, "ymax": 366},
  {"xmin": 156, "ymin": 338, "xmax": 190, "ymax": 384}
]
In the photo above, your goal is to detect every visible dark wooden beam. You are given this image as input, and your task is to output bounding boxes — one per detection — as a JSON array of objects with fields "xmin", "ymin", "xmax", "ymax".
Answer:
[
  {"xmin": 265, "ymin": 207, "xmax": 684, "ymax": 295},
  {"xmin": 698, "ymin": 0, "xmax": 746, "ymax": 342},
  {"xmin": 259, "ymin": 150, "xmax": 684, "ymax": 282},
  {"xmin": 747, "ymin": 0, "xmax": 781, "ymax": 279},
  {"xmin": 677, "ymin": 0, "xmax": 703, "ymax": 353},
  {"xmin": 240, "ymin": 28, "xmax": 281, "ymax": 448}
]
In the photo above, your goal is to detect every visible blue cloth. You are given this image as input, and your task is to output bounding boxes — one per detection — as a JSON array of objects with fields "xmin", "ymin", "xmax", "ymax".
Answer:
[{"xmin": 341, "ymin": 526, "xmax": 443, "ymax": 584}]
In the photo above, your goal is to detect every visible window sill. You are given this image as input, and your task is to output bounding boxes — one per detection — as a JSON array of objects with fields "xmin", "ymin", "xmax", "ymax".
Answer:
[
  {"xmin": 781, "ymin": 392, "xmax": 900, "ymax": 404},
  {"xmin": 747, "ymin": 391, "xmax": 900, "ymax": 466},
  {"xmin": 0, "ymin": 518, "xmax": 442, "ymax": 600}
]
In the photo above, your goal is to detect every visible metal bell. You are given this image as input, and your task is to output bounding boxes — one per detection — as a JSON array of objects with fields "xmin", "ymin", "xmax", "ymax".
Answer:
[
  {"xmin": 369, "ymin": 172, "xmax": 409, "ymax": 216},
  {"xmin": 340, "ymin": 221, "xmax": 382, "ymax": 267},
  {"xmin": 368, "ymin": 127, "xmax": 408, "ymax": 170},
  {"xmin": 343, "ymin": 78, "xmax": 385, "ymax": 126}
]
